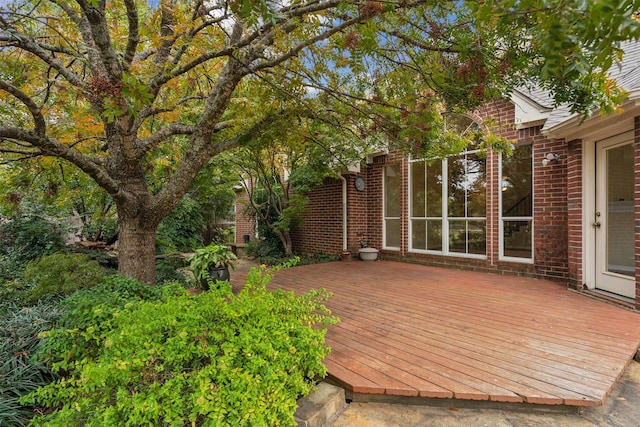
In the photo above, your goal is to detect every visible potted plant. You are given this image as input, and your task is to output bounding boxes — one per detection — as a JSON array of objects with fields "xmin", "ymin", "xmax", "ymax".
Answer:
[
  {"xmin": 358, "ymin": 236, "xmax": 379, "ymax": 261},
  {"xmin": 186, "ymin": 243, "xmax": 238, "ymax": 289}
]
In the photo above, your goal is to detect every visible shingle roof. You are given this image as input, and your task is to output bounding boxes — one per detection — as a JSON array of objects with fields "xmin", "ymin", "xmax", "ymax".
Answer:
[{"xmin": 542, "ymin": 40, "xmax": 640, "ymax": 131}]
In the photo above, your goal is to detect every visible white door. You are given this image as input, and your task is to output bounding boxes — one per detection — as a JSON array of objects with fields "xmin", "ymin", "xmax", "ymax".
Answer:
[{"xmin": 595, "ymin": 132, "xmax": 635, "ymax": 298}]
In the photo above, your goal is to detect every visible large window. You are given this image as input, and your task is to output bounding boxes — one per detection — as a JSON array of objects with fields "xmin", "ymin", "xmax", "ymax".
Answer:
[
  {"xmin": 383, "ymin": 164, "xmax": 401, "ymax": 249},
  {"xmin": 500, "ymin": 144, "xmax": 533, "ymax": 260},
  {"xmin": 410, "ymin": 120, "xmax": 487, "ymax": 257}
]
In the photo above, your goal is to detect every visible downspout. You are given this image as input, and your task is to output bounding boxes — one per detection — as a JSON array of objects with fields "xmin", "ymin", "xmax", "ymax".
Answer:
[{"xmin": 339, "ymin": 173, "xmax": 348, "ymax": 252}]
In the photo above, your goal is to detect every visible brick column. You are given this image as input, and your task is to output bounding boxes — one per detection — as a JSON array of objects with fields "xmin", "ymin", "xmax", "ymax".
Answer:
[{"xmin": 566, "ymin": 139, "xmax": 583, "ymax": 289}]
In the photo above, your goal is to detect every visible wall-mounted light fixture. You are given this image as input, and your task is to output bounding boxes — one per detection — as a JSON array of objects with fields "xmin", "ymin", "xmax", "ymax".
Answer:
[{"xmin": 541, "ymin": 153, "xmax": 559, "ymax": 167}]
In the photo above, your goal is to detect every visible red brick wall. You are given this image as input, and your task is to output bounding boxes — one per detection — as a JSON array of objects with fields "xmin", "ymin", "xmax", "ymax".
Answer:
[
  {"xmin": 527, "ymin": 126, "xmax": 569, "ymax": 281},
  {"xmin": 566, "ymin": 139, "xmax": 583, "ymax": 289},
  {"xmin": 234, "ymin": 190, "xmax": 255, "ymax": 244},
  {"xmin": 291, "ymin": 177, "xmax": 345, "ymax": 256}
]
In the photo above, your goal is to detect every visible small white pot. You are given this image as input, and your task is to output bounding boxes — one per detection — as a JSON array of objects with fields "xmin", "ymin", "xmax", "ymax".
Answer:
[{"xmin": 359, "ymin": 247, "xmax": 379, "ymax": 261}]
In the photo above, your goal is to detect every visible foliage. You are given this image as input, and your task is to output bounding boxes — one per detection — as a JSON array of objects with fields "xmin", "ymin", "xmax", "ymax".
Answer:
[
  {"xmin": 24, "ymin": 267, "xmax": 337, "ymax": 427},
  {"xmin": 246, "ymin": 236, "xmax": 286, "ymax": 265},
  {"xmin": 1, "ymin": 0, "xmax": 639, "ymax": 283},
  {"xmin": 186, "ymin": 243, "xmax": 238, "ymax": 282},
  {"xmin": 155, "ymin": 257, "xmax": 189, "ymax": 286},
  {"xmin": 23, "ymin": 253, "xmax": 113, "ymax": 301},
  {"xmin": 0, "ymin": 301, "xmax": 64, "ymax": 427},
  {"xmin": 34, "ymin": 277, "xmax": 184, "ymax": 375},
  {"xmin": 156, "ymin": 194, "xmax": 205, "ymax": 254},
  {"xmin": 296, "ymin": 253, "xmax": 340, "ymax": 266},
  {"xmin": 0, "ymin": 213, "xmax": 67, "ymax": 281}
]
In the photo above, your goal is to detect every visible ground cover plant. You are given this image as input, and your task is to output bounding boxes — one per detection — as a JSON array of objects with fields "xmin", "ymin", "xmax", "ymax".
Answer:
[
  {"xmin": 23, "ymin": 267, "xmax": 337, "ymax": 426},
  {"xmin": 0, "ymin": 301, "xmax": 64, "ymax": 426}
]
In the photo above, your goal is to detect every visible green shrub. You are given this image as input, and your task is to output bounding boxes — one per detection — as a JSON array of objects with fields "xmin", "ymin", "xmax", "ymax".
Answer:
[
  {"xmin": 245, "ymin": 238, "xmax": 285, "ymax": 265},
  {"xmin": 0, "ymin": 215, "xmax": 67, "ymax": 281},
  {"xmin": 35, "ymin": 276, "xmax": 184, "ymax": 372},
  {"xmin": 0, "ymin": 301, "xmax": 64, "ymax": 427},
  {"xmin": 155, "ymin": 257, "xmax": 189, "ymax": 285},
  {"xmin": 25, "ymin": 267, "xmax": 337, "ymax": 427},
  {"xmin": 156, "ymin": 195, "xmax": 205, "ymax": 254},
  {"xmin": 23, "ymin": 253, "xmax": 113, "ymax": 301}
]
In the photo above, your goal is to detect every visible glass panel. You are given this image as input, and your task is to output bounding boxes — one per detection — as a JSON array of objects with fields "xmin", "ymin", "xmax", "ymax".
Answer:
[
  {"xmin": 448, "ymin": 156, "xmax": 466, "ymax": 217},
  {"xmin": 468, "ymin": 220, "xmax": 486, "ymax": 255},
  {"xmin": 466, "ymin": 153, "xmax": 486, "ymax": 217},
  {"xmin": 606, "ymin": 144, "xmax": 634, "ymax": 276},
  {"xmin": 411, "ymin": 162, "xmax": 426, "ymax": 217},
  {"xmin": 385, "ymin": 164, "xmax": 401, "ymax": 218},
  {"xmin": 427, "ymin": 220, "xmax": 443, "ymax": 251},
  {"xmin": 385, "ymin": 219, "xmax": 401, "ymax": 248},
  {"xmin": 448, "ymin": 220, "xmax": 466, "ymax": 253},
  {"xmin": 503, "ymin": 220, "xmax": 532, "ymax": 258},
  {"xmin": 502, "ymin": 145, "xmax": 532, "ymax": 217},
  {"xmin": 412, "ymin": 220, "xmax": 426, "ymax": 250},
  {"xmin": 426, "ymin": 160, "xmax": 443, "ymax": 216}
]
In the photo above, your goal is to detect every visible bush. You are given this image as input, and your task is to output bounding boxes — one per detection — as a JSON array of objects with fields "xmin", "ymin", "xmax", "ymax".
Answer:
[
  {"xmin": 155, "ymin": 257, "xmax": 189, "ymax": 285},
  {"xmin": 23, "ymin": 253, "xmax": 113, "ymax": 301},
  {"xmin": 0, "ymin": 301, "xmax": 64, "ymax": 427},
  {"xmin": 156, "ymin": 195, "xmax": 205, "ymax": 254},
  {"xmin": 35, "ymin": 276, "xmax": 184, "ymax": 371},
  {"xmin": 25, "ymin": 268, "xmax": 337, "ymax": 427},
  {"xmin": 0, "ymin": 215, "xmax": 67, "ymax": 281},
  {"xmin": 245, "ymin": 238, "xmax": 285, "ymax": 265}
]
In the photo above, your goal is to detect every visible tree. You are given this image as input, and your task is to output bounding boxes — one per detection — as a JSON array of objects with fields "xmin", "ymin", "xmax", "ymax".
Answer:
[{"xmin": 1, "ymin": 0, "xmax": 639, "ymax": 283}]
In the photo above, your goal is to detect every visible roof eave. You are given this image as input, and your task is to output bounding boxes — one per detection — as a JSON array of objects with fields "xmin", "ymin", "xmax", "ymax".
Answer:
[{"xmin": 543, "ymin": 89, "xmax": 640, "ymax": 139}]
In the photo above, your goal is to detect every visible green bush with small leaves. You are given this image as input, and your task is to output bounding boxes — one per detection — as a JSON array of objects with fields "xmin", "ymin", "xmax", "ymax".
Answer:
[
  {"xmin": 23, "ymin": 253, "xmax": 113, "ymax": 301},
  {"xmin": 24, "ymin": 267, "xmax": 337, "ymax": 427}
]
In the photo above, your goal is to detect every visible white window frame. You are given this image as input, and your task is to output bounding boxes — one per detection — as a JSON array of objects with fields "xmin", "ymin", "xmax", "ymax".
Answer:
[
  {"xmin": 383, "ymin": 164, "xmax": 401, "ymax": 250},
  {"xmin": 408, "ymin": 152, "xmax": 487, "ymax": 260},
  {"xmin": 498, "ymin": 146, "xmax": 534, "ymax": 263}
]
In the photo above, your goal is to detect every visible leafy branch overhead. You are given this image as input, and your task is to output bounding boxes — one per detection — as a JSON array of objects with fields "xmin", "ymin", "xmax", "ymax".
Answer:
[{"xmin": 1, "ymin": 0, "xmax": 638, "ymax": 282}]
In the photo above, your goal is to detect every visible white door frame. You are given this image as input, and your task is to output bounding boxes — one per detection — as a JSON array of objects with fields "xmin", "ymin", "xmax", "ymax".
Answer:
[{"xmin": 582, "ymin": 123, "xmax": 635, "ymax": 296}]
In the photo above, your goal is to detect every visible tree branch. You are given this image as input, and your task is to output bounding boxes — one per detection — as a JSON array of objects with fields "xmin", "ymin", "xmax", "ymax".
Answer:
[
  {"xmin": 0, "ymin": 80, "xmax": 47, "ymax": 134},
  {"xmin": 123, "ymin": 0, "xmax": 139, "ymax": 68}
]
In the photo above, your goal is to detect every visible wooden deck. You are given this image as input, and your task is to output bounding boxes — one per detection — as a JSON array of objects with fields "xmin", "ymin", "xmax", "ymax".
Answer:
[{"xmin": 235, "ymin": 261, "xmax": 640, "ymax": 407}]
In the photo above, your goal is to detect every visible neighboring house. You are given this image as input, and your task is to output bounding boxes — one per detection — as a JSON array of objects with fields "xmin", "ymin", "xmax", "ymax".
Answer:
[{"xmin": 235, "ymin": 42, "xmax": 640, "ymax": 309}]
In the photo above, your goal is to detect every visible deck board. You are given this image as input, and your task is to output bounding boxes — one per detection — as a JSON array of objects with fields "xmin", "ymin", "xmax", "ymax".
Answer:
[{"xmin": 234, "ymin": 261, "xmax": 640, "ymax": 407}]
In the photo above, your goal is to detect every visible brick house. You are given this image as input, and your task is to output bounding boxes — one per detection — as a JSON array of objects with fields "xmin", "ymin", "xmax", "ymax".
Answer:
[{"xmin": 236, "ymin": 42, "xmax": 640, "ymax": 309}]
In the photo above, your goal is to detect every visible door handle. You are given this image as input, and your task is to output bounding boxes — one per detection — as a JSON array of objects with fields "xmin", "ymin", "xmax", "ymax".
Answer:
[{"xmin": 592, "ymin": 221, "xmax": 601, "ymax": 228}]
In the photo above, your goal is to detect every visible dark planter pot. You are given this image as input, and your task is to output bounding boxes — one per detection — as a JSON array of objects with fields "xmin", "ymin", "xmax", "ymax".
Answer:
[{"xmin": 200, "ymin": 267, "xmax": 231, "ymax": 290}]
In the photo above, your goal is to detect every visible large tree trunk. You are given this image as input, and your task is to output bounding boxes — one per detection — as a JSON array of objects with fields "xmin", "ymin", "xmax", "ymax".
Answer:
[{"xmin": 117, "ymin": 214, "xmax": 159, "ymax": 285}]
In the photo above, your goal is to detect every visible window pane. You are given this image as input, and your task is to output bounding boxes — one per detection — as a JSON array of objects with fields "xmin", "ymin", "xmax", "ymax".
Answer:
[
  {"xmin": 386, "ymin": 219, "xmax": 401, "ymax": 248},
  {"xmin": 411, "ymin": 162, "xmax": 426, "ymax": 217},
  {"xmin": 412, "ymin": 220, "xmax": 426, "ymax": 250},
  {"xmin": 448, "ymin": 156, "xmax": 466, "ymax": 217},
  {"xmin": 385, "ymin": 164, "xmax": 401, "ymax": 217},
  {"xmin": 448, "ymin": 220, "xmax": 466, "ymax": 253},
  {"xmin": 503, "ymin": 220, "xmax": 532, "ymax": 258},
  {"xmin": 448, "ymin": 220, "xmax": 486, "ymax": 255},
  {"xmin": 466, "ymin": 153, "xmax": 486, "ymax": 217},
  {"xmin": 468, "ymin": 220, "xmax": 486, "ymax": 255},
  {"xmin": 502, "ymin": 145, "xmax": 532, "ymax": 217},
  {"xmin": 427, "ymin": 220, "xmax": 443, "ymax": 251},
  {"xmin": 426, "ymin": 160, "xmax": 443, "ymax": 216}
]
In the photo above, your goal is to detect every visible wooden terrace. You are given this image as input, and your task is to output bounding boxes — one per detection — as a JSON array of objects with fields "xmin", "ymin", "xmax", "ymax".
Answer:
[{"xmin": 235, "ymin": 261, "xmax": 640, "ymax": 407}]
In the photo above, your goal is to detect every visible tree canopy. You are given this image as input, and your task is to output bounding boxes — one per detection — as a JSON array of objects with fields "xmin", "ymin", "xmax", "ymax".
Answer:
[{"xmin": 1, "ymin": 0, "xmax": 639, "ymax": 283}]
